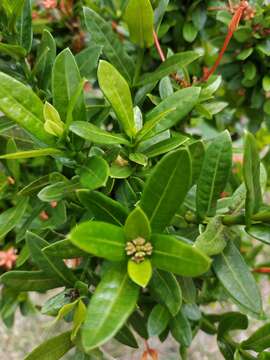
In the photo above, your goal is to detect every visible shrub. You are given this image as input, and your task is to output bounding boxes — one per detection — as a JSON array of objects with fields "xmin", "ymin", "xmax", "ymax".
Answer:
[{"xmin": 0, "ymin": 0, "xmax": 270, "ymax": 359}]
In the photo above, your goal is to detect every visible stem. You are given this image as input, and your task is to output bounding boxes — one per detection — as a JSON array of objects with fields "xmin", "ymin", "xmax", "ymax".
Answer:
[
  {"xmin": 253, "ymin": 267, "xmax": 270, "ymax": 274},
  {"xmin": 153, "ymin": 30, "xmax": 165, "ymax": 62}
]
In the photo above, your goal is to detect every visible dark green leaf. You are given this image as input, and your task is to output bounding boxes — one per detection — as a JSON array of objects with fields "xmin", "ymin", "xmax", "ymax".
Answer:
[
  {"xmin": 147, "ymin": 304, "xmax": 170, "ymax": 337},
  {"xmin": 42, "ymin": 239, "xmax": 86, "ymax": 259},
  {"xmin": 242, "ymin": 323, "xmax": 270, "ymax": 352},
  {"xmin": 171, "ymin": 310, "xmax": 192, "ymax": 347},
  {"xmin": 246, "ymin": 224, "xmax": 270, "ymax": 245},
  {"xmin": 75, "ymin": 45, "xmax": 102, "ymax": 78},
  {"xmin": 0, "ymin": 197, "xmax": 28, "ymax": 239}
]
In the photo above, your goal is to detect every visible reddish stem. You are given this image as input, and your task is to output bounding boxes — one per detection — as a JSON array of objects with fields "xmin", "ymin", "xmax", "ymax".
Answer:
[
  {"xmin": 153, "ymin": 30, "xmax": 166, "ymax": 62},
  {"xmin": 253, "ymin": 267, "xmax": 270, "ymax": 274}
]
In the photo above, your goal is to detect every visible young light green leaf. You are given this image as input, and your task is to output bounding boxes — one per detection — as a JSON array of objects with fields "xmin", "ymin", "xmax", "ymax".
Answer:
[
  {"xmin": 140, "ymin": 149, "xmax": 191, "ymax": 232},
  {"xmin": 71, "ymin": 300, "xmax": 87, "ymax": 341},
  {"xmin": 149, "ymin": 270, "xmax": 182, "ymax": 316},
  {"xmin": 196, "ymin": 131, "xmax": 232, "ymax": 219},
  {"xmin": 82, "ymin": 263, "xmax": 139, "ymax": 351},
  {"xmin": 243, "ymin": 131, "xmax": 262, "ymax": 228},
  {"xmin": 147, "ymin": 304, "xmax": 170, "ymax": 337},
  {"xmin": 195, "ymin": 216, "xmax": 227, "ymax": 256},
  {"xmin": 0, "ymin": 72, "xmax": 55, "ymax": 145},
  {"xmin": 98, "ymin": 60, "xmax": 136, "ymax": 138},
  {"xmin": 0, "ymin": 148, "xmax": 62, "ymax": 159},
  {"xmin": 242, "ymin": 323, "xmax": 270, "ymax": 352},
  {"xmin": 79, "ymin": 156, "xmax": 109, "ymax": 190},
  {"xmin": 77, "ymin": 190, "xmax": 128, "ymax": 226},
  {"xmin": 151, "ymin": 234, "xmax": 211, "ymax": 277},
  {"xmin": 43, "ymin": 102, "xmax": 64, "ymax": 137},
  {"xmin": 83, "ymin": 7, "xmax": 134, "ymax": 83},
  {"xmin": 69, "ymin": 121, "xmax": 130, "ymax": 146},
  {"xmin": 137, "ymin": 52, "xmax": 201, "ymax": 86},
  {"xmin": 124, "ymin": 206, "xmax": 151, "ymax": 241},
  {"xmin": 52, "ymin": 48, "xmax": 86, "ymax": 123},
  {"xmin": 127, "ymin": 259, "xmax": 152, "ymax": 287},
  {"xmin": 24, "ymin": 331, "xmax": 73, "ymax": 360},
  {"xmin": 213, "ymin": 241, "xmax": 262, "ymax": 316},
  {"xmin": 69, "ymin": 221, "xmax": 126, "ymax": 261},
  {"xmin": 124, "ymin": 0, "xmax": 154, "ymax": 48}
]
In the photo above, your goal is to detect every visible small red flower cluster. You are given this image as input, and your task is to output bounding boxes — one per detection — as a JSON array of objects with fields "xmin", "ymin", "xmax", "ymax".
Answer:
[
  {"xmin": 42, "ymin": 0, "xmax": 58, "ymax": 9},
  {"xmin": 0, "ymin": 247, "xmax": 17, "ymax": 270}
]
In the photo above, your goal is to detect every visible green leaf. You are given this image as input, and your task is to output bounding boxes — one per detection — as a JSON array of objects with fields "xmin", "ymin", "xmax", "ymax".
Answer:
[
  {"xmin": 6, "ymin": 138, "xmax": 20, "ymax": 180},
  {"xmin": 43, "ymin": 102, "xmax": 64, "ymax": 137},
  {"xmin": 77, "ymin": 190, "xmax": 128, "ymax": 226},
  {"xmin": 43, "ymin": 239, "xmax": 86, "ymax": 259},
  {"xmin": 75, "ymin": 45, "xmax": 102, "ymax": 78},
  {"xmin": 246, "ymin": 224, "xmax": 270, "ymax": 245},
  {"xmin": 0, "ymin": 148, "xmax": 62, "ymax": 159},
  {"xmin": 127, "ymin": 259, "xmax": 152, "ymax": 287},
  {"xmin": 183, "ymin": 22, "xmax": 198, "ymax": 42},
  {"xmin": 52, "ymin": 48, "xmax": 86, "ymax": 123},
  {"xmin": 69, "ymin": 221, "xmax": 126, "ymax": 261},
  {"xmin": 0, "ymin": 197, "xmax": 28, "ymax": 239},
  {"xmin": 124, "ymin": 206, "xmax": 151, "ymax": 241},
  {"xmin": 189, "ymin": 140, "xmax": 205, "ymax": 185},
  {"xmin": 137, "ymin": 52, "xmax": 200, "ymax": 85},
  {"xmin": 242, "ymin": 323, "xmax": 270, "ymax": 352},
  {"xmin": 124, "ymin": 0, "xmax": 154, "ymax": 48},
  {"xmin": 147, "ymin": 304, "xmax": 170, "ymax": 337},
  {"xmin": 98, "ymin": 60, "xmax": 136, "ymax": 138},
  {"xmin": 218, "ymin": 312, "xmax": 248, "ymax": 339},
  {"xmin": 82, "ymin": 263, "xmax": 139, "ymax": 351},
  {"xmin": 0, "ymin": 43, "xmax": 26, "ymax": 59},
  {"xmin": 195, "ymin": 216, "xmax": 227, "ymax": 256},
  {"xmin": 0, "ymin": 72, "xmax": 55, "ymax": 145},
  {"xmin": 140, "ymin": 149, "xmax": 191, "ymax": 232},
  {"xmin": 263, "ymin": 76, "xmax": 270, "ymax": 92},
  {"xmin": 83, "ymin": 7, "xmax": 134, "ymax": 83},
  {"xmin": 171, "ymin": 310, "xmax": 192, "ymax": 347},
  {"xmin": 213, "ymin": 241, "xmax": 262, "ymax": 316},
  {"xmin": 69, "ymin": 121, "xmax": 130, "ymax": 146},
  {"xmin": 141, "ymin": 87, "xmax": 201, "ymax": 138},
  {"xmin": 129, "ymin": 152, "xmax": 148, "ymax": 166},
  {"xmin": 115, "ymin": 325, "xmax": 138, "ymax": 348},
  {"xmin": 17, "ymin": 0, "xmax": 32, "ymax": 53},
  {"xmin": 79, "ymin": 156, "xmax": 109, "ymax": 190},
  {"xmin": 71, "ymin": 300, "xmax": 87, "ymax": 341},
  {"xmin": 26, "ymin": 231, "xmax": 77, "ymax": 286},
  {"xmin": 38, "ymin": 180, "xmax": 79, "ymax": 202},
  {"xmin": 143, "ymin": 134, "xmax": 189, "ymax": 158},
  {"xmin": 243, "ymin": 131, "xmax": 262, "ymax": 228},
  {"xmin": 152, "ymin": 234, "xmax": 211, "ymax": 276},
  {"xmin": 0, "ymin": 271, "xmax": 62, "ymax": 292},
  {"xmin": 196, "ymin": 131, "xmax": 232, "ymax": 219},
  {"xmin": 34, "ymin": 30, "xmax": 56, "ymax": 90},
  {"xmin": 24, "ymin": 331, "xmax": 73, "ymax": 360},
  {"xmin": 149, "ymin": 269, "xmax": 182, "ymax": 316}
]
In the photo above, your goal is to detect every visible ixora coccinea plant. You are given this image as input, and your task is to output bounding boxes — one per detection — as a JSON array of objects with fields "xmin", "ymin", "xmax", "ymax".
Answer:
[{"xmin": 0, "ymin": 0, "xmax": 270, "ymax": 359}]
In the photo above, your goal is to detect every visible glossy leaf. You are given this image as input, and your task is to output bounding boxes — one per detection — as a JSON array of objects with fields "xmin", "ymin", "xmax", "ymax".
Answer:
[
  {"xmin": 26, "ymin": 232, "xmax": 76, "ymax": 286},
  {"xmin": 147, "ymin": 304, "xmax": 170, "ymax": 337},
  {"xmin": 81, "ymin": 263, "xmax": 139, "ymax": 351},
  {"xmin": 115, "ymin": 325, "xmax": 138, "ymax": 348},
  {"xmin": 79, "ymin": 156, "xmax": 109, "ymax": 190},
  {"xmin": 124, "ymin": 0, "xmax": 154, "ymax": 48},
  {"xmin": 127, "ymin": 259, "xmax": 152, "ymax": 287},
  {"xmin": 196, "ymin": 131, "xmax": 232, "ymax": 219},
  {"xmin": 171, "ymin": 310, "xmax": 192, "ymax": 347},
  {"xmin": 42, "ymin": 239, "xmax": 86, "ymax": 259},
  {"xmin": 151, "ymin": 234, "xmax": 211, "ymax": 277},
  {"xmin": 25, "ymin": 331, "xmax": 73, "ymax": 360},
  {"xmin": 77, "ymin": 190, "xmax": 128, "ymax": 226},
  {"xmin": 140, "ymin": 149, "xmax": 191, "ymax": 232},
  {"xmin": 0, "ymin": 197, "xmax": 28, "ymax": 239},
  {"xmin": 124, "ymin": 206, "xmax": 151, "ymax": 241},
  {"xmin": 0, "ymin": 271, "xmax": 62, "ymax": 292},
  {"xmin": 83, "ymin": 7, "xmax": 134, "ymax": 83},
  {"xmin": 98, "ymin": 60, "xmax": 136, "ymax": 138},
  {"xmin": 246, "ymin": 224, "xmax": 270, "ymax": 245},
  {"xmin": 52, "ymin": 48, "xmax": 86, "ymax": 123},
  {"xmin": 149, "ymin": 270, "xmax": 182, "ymax": 316},
  {"xmin": 137, "ymin": 52, "xmax": 201, "ymax": 85},
  {"xmin": 242, "ymin": 323, "xmax": 270, "ymax": 352},
  {"xmin": 143, "ymin": 134, "xmax": 189, "ymax": 158},
  {"xmin": 243, "ymin": 131, "xmax": 262, "ymax": 227},
  {"xmin": 0, "ymin": 148, "xmax": 62, "ymax": 159},
  {"xmin": 0, "ymin": 72, "xmax": 55, "ymax": 145},
  {"xmin": 75, "ymin": 45, "xmax": 102, "ymax": 78},
  {"xmin": 213, "ymin": 241, "xmax": 262, "ymax": 316},
  {"xmin": 17, "ymin": 0, "xmax": 32, "ymax": 53},
  {"xmin": 69, "ymin": 121, "xmax": 130, "ymax": 146},
  {"xmin": 69, "ymin": 221, "xmax": 126, "ymax": 261}
]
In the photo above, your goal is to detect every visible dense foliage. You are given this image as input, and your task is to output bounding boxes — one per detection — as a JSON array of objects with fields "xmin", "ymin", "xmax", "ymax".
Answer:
[{"xmin": 0, "ymin": 0, "xmax": 270, "ymax": 359}]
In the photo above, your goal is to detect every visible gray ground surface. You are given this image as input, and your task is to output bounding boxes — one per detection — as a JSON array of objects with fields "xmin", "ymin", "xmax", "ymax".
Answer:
[{"xmin": 1, "ymin": 278, "xmax": 269, "ymax": 359}]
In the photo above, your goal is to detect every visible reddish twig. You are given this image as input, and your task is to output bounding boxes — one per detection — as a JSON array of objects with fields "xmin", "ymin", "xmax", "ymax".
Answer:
[
  {"xmin": 203, "ymin": 0, "xmax": 254, "ymax": 81},
  {"xmin": 153, "ymin": 30, "xmax": 166, "ymax": 62},
  {"xmin": 253, "ymin": 267, "xmax": 270, "ymax": 274}
]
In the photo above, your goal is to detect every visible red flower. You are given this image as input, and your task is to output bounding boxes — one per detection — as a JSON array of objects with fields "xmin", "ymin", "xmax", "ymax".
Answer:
[
  {"xmin": 0, "ymin": 247, "xmax": 17, "ymax": 270},
  {"xmin": 42, "ymin": 0, "xmax": 58, "ymax": 9}
]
